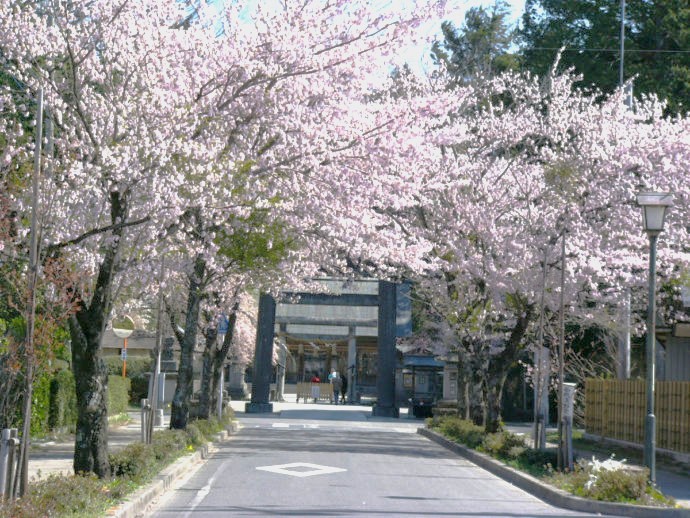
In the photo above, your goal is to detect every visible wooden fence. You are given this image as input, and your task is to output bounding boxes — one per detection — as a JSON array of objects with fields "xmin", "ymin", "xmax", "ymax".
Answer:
[
  {"xmin": 585, "ymin": 379, "xmax": 690, "ymax": 454},
  {"xmin": 295, "ymin": 382, "xmax": 334, "ymax": 403}
]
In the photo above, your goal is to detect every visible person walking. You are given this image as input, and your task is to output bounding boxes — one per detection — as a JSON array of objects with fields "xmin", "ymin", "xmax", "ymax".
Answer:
[
  {"xmin": 340, "ymin": 373, "xmax": 348, "ymax": 404},
  {"xmin": 330, "ymin": 371, "xmax": 343, "ymax": 405}
]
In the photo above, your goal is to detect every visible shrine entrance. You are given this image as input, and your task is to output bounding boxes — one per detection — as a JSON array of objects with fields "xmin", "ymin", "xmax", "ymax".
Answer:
[{"xmin": 245, "ymin": 279, "xmax": 411, "ymax": 418}]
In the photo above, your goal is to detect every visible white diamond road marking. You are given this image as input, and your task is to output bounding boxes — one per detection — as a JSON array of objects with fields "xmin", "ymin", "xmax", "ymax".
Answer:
[
  {"xmin": 256, "ymin": 462, "xmax": 347, "ymax": 478},
  {"xmin": 272, "ymin": 423, "xmax": 290, "ymax": 428}
]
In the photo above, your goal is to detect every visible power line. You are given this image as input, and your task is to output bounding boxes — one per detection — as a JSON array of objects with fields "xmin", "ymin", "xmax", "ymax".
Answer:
[{"xmin": 525, "ymin": 46, "xmax": 690, "ymax": 54}]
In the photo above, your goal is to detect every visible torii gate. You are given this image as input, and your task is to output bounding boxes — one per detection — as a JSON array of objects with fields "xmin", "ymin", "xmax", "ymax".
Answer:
[{"xmin": 245, "ymin": 280, "xmax": 402, "ymax": 417}]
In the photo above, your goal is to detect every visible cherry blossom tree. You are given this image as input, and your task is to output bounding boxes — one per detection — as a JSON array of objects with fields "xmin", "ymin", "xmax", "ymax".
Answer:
[
  {"xmin": 0, "ymin": 0, "xmax": 445, "ymax": 475},
  {"xmin": 392, "ymin": 65, "xmax": 690, "ymax": 432}
]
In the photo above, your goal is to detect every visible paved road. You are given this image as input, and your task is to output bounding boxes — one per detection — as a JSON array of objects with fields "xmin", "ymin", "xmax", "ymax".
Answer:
[{"xmin": 148, "ymin": 407, "xmax": 617, "ymax": 517}]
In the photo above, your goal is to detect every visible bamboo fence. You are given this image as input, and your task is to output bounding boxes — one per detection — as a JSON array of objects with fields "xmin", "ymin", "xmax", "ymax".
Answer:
[{"xmin": 585, "ymin": 379, "xmax": 690, "ymax": 454}]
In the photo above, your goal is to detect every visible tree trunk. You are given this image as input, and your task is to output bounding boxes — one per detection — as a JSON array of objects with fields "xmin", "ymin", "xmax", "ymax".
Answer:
[
  {"xmin": 197, "ymin": 329, "xmax": 217, "ymax": 420},
  {"xmin": 70, "ymin": 311, "xmax": 110, "ymax": 477},
  {"xmin": 67, "ymin": 191, "xmax": 127, "ymax": 477},
  {"xmin": 170, "ymin": 254, "xmax": 206, "ymax": 429},
  {"xmin": 484, "ymin": 371, "xmax": 508, "ymax": 433},
  {"xmin": 482, "ymin": 303, "xmax": 533, "ymax": 433},
  {"xmin": 198, "ymin": 301, "xmax": 239, "ymax": 419},
  {"xmin": 469, "ymin": 372, "xmax": 485, "ymax": 426}
]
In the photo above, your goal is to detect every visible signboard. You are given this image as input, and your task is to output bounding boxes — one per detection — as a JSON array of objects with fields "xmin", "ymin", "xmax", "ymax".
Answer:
[{"xmin": 218, "ymin": 314, "xmax": 230, "ymax": 335}]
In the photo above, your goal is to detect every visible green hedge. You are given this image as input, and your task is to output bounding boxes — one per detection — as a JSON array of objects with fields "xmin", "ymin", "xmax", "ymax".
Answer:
[
  {"xmin": 107, "ymin": 375, "xmax": 132, "ymax": 415},
  {"xmin": 48, "ymin": 369, "xmax": 77, "ymax": 432},
  {"xmin": 104, "ymin": 355, "xmax": 152, "ymax": 404},
  {"xmin": 30, "ymin": 373, "xmax": 52, "ymax": 437},
  {"xmin": 23, "ymin": 369, "xmax": 134, "ymax": 437}
]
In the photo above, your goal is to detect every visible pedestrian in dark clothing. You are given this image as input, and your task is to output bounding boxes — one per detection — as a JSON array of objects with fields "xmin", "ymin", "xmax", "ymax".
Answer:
[{"xmin": 341, "ymin": 374, "xmax": 348, "ymax": 404}]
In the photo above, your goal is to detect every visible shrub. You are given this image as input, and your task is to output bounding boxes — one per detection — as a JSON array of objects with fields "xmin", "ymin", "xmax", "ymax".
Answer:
[
  {"xmin": 433, "ymin": 416, "xmax": 485, "ymax": 448},
  {"xmin": 193, "ymin": 416, "xmax": 222, "ymax": 439},
  {"xmin": 109, "ymin": 442, "xmax": 157, "ymax": 482},
  {"xmin": 573, "ymin": 456, "xmax": 648, "ymax": 502},
  {"xmin": 0, "ymin": 473, "xmax": 113, "ymax": 518},
  {"xmin": 481, "ymin": 431, "xmax": 528, "ymax": 459},
  {"xmin": 518, "ymin": 447, "xmax": 558, "ymax": 469},
  {"xmin": 104, "ymin": 355, "xmax": 152, "ymax": 403},
  {"xmin": 48, "ymin": 369, "xmax": 77, "ymax": 432},
  {"xmin": 185, "ymin": 422, "xmax": 206, "ymax": 447},
  {"xmin": 151, "ymin": 429, "xmax": 188, "ymax": 463},
  {"xmin": 107, "ymin": 375, "xmax": 132, "ymax": 415},
  {"xmin": 29, "ymin": 372, "xmax": 52, "ymax": 437},
  {"xmin": 0, "ymin": 414, "xmax": 232, "ymax": 517}
]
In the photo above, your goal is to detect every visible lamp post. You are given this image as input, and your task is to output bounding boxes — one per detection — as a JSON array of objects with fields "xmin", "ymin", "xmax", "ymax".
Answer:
[{"xmin": 636, "ymin": 191, "xmax": 673, "ymax": 485}]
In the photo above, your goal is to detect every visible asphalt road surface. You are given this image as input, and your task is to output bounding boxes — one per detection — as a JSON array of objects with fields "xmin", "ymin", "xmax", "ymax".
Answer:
[{"xmin": 147, "ymin": 410, "xmax": 619, "ymax": 518}]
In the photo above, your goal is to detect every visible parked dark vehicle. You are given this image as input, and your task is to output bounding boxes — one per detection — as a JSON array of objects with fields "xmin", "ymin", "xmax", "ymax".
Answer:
[{"xmin": 396, "ymin": 355, "xmax": 444, "ymax": 418}]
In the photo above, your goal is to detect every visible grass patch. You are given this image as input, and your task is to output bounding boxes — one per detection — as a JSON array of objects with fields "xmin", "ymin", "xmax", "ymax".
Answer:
[{"xmin": 108, "ymin": 412, "xmax": 131, "ymax": 427}]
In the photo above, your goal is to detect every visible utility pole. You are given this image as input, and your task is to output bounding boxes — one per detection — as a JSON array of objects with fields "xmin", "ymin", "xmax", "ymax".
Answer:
[
  {"xmin": 620, "ymin": 0, "xmax": 633, "ymax": 108},
  {"xmin": 619, "ymin": 0, "xmax": 625, "ymax": 88},
  {"xmin": 15, "ymin": 88, "xmax": 44, "ymax": 497}
]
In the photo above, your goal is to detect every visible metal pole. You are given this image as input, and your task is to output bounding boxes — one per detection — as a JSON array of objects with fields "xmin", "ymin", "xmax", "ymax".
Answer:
[
  {"xmin": 141, "ymin": 399, "xmax": 150, "ymax": 443},
  {"xmin": 534, "ymin": 247, "xmax": 548, "ymax": 450},
  {"xmin": 14, "ymin": 88, "xmax": 44, "ymax": 498},
  {"xmin": 619, "ymin": 0, "xmax": 626, "ymax": 88},
  {"xmin": 146, "ymin": 257, "xmax": 165, "ymax": 442},
  {"xmin": 618, "ymin": 289, "xmax": 631, "ymax": 379},
  {"xmin": 217, "ymin": 368, "xmax": 224, "ymax": 419},
  {"xmin": 0, "ymin": 429, "xmax": 11, "ymax": 499},
  {"xmin": 557, "ymin": 232, "xmax": 566, "ymax": 471},
  {"xmin": 644, "ymin": 233, "xmax": 658, "ymax": 484}
]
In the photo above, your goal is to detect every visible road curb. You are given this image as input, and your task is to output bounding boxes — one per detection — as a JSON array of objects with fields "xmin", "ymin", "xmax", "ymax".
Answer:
[
  {"xmin": 418, "ymin": 428, "xmax": 690, "ymax": 518},
  {"xmin": 107, "ymin": 423, "xmax": 239, "ymax": 518}
]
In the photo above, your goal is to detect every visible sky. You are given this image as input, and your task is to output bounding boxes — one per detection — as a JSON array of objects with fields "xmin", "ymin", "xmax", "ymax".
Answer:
[
  {"xmin": 214, "ymin": 0, "xmax": 527, "ymax": 75},
  {"xmin": 402, "ymin": 0, "xmax": 527, "ymax": 74}
]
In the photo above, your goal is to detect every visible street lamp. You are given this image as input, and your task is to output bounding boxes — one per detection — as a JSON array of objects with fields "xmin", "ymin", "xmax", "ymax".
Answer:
[{"xmin": 636, "ymin": 191, "xmax": 673, "ymax": 485}]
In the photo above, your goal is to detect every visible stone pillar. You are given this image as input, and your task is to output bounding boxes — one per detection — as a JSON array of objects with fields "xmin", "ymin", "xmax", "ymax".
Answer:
[
  {"xmin": 372, "ymin": 281, "xmax": 399, "ymax": 417},
  {"xmin": 246, "ymin": 293, "xmax": 275, "ymax": 413},
  {"xmin": 298, "ymin": 343, "xmax": 305, "ymax": 381},
  {"xmin": 275, "ymin": 325, "xmax": 287, "ymax": 401},
  {"xmin": 227, "ymin": 363, "xmax": 248, "ymax": 400},
  {"xmin": 347, "ymin": 327, "xmax": 356, "ymax": 403}
]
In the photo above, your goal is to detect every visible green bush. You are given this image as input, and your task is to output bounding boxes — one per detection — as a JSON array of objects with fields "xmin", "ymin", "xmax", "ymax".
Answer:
[
  {"xmin": 193, "ymin": 416, "xmax": 222, "ymax": 439},
  {"xmin": 518, "ymin": 447, "xmax": 558, "ymax": 469},
  {"xmin": 185, "ymin": 422, "xmax": 206, "ymax": 447},
  {"xmin": 431, "ymin": 416, "xmax": 485, "ymax": 448},
  {"xmin": 107, "ymin": 375, "xmax": 132, "ymax": 415},
  {"xmin": 29, "ymin": 372, "xmax": 52, "ymax": 437},
  {"xmin": 151, "ymin": 429, "xmax": 188, "ymax": 463},
  {"xmin": 104, "ymin": 355, "xmax": 152, "ymax": 403},
  {"xmin": 0, "ymin": 413, "xmax": 234, "ymax": 517},
  {"xmin": 581, "ymin": 467, "xmax": 647, "ymax": 502},
  {"xmin": 0, "ymin": 473, "xmax": 114, "ymax": 518},
  {"xmin": 48, "ymin": 369, "xmax": 77, "ymax": 431},
  {"xmin": 109, "ymin": 442, "xmax": 157, "ymax": 482},
  {"xmin": 481, "ymin": 431, "xmax": 527, "ymax": 459}
]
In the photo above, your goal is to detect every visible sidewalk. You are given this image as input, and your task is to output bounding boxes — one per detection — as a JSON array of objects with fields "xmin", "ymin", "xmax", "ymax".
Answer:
[
  {"xmin": 505, "ymin": 422, "xmax": 690, "ymax": 510},
  {"xmin": 28, "ymin": 410, "xmax": 167, "ymax": 480}
]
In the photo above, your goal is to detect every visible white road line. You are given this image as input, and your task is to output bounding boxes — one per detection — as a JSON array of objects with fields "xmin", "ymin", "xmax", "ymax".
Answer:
[{"xmin": 181, "ymin": 461, "xmax": 223, "ymax": 518}]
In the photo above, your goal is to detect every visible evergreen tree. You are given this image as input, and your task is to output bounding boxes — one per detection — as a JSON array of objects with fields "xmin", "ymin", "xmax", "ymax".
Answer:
[
  {"xmin": 519, "ymin": 0, "xmax": 690, "ymax": 114},
  {"xmin": 432, "ymin": 0, "xmax": 520, "ymax": 87}
]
